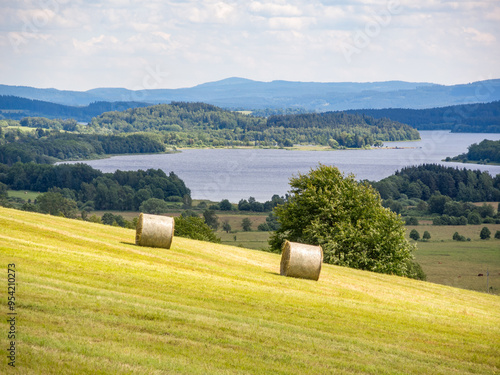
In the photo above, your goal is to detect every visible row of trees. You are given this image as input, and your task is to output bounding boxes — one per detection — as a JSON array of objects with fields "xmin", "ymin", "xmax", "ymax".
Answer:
[
  {"xmin": 372, "ymin": 164, "xmax": 500, "ymax": 202},
  {"xmin": 0, "ymin": 162, "xmax": 190, "ymax": 211},
  {"xmin": 88, "ymin": 102, "xmax": 420, "ymax": 148},
  {"xmin": 0, "ymin": 95, "xmax": 147, "ymax": 122},
  {"xmin": 0, "ymin": 127, "xmax": 166, "ymax": 165},
  {"xmin": 344, "ymin": 100, "xmax": 500, "ymax": 132},
  {"xmin": 448, "ymin": 139, "xmax": 500, "ymax": 164}
]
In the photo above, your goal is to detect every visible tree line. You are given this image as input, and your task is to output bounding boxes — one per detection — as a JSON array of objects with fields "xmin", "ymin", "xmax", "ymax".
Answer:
[
  {"xmin": 344, "ymin": 100, "xmax": 500, "ymax": 133},
  {"xmin": 371, "ymin": 164, "xmax": 500, "ymax": 225},
  {"xmin": 88, "ymin": 102, "xmax": 420, "ymax": 148},
  {"xmin": 0, "ymin": 95, "xmax": 148, "ymax": 121},
  {"xmin": 0, "ymin": 127, "xmax": 166, "ymax": 165},
  {"xmin": 0, "ymin": 162, "xmax": 190, "ymax": 212},
  {"xmin": 447, "ymin": 139, "xmax": 500, "ymax": 164},
  {"xmin": 372, "ymin": 164, "xmax": 500, "ymax": 202}
]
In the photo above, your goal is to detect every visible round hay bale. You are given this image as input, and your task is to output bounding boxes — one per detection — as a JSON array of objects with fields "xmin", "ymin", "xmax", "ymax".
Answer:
[
  {"xmin": 135, "ymin": 213, "xmax": 174, "ymax": 249},
  {"xmin": 280, "ymin": 241, "xmax": 323, "ymax": 281}
]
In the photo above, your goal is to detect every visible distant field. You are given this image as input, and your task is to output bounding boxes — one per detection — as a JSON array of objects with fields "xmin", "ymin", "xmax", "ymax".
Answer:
[
  {"xmin": 219, "ymin": 230, "xmax": 271, "ymax": 250},
  {"xmin": 7, "ymin": 190, "xmax": 40, "ymax": 201},
  {"xmin": 406, "ymin": 224, "xmax": 500, "ymax": 242}
]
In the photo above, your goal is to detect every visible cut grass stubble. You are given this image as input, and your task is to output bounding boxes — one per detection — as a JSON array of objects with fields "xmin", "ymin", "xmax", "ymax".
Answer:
[{"xmin": 0, "ymin": 207, "xmax": 499, "ymax": 374}]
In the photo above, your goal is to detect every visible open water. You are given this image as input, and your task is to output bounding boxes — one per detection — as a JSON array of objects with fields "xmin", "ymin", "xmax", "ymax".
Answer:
[{"xmin": 64, "ymin": 131, "xmax": 500, "ymax": 202}]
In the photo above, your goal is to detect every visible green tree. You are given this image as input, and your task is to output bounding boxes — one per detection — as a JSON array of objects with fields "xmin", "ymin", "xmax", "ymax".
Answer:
[
  {"xmin": 36, "ymin": 191, "xmax": 78, "ymax": 218},
  {"xmin": 453, "ymin": 232, "xmax": 466, "ymax": 241},
  {"xmin": 102, "ymin": 212, "xmax": 115, "ymax": 225},
  {"xmin": 468, "ymin": 212, "xmax": 481, "ymax": 225},
  {"xmin": 219, "ymin": 199, "xmax": 232, "ymax": 211},
  {"xmin": 222, "ymin": 220, "xmax": 232, "ymax": 233},
  {"xmin": 139, "ymin": 198, "xmax": 170, "ymax": 214},
  {"xmin": 428, "ymin": 194, "xmax": 452, "ymax": 215},
  {"xmin": 182, "ymin": 194, "xmax": 192, "ymax": 208},
  {"xmin": 203, "ymin": 209, "xmax": 219, "ymax": 230},
  {"xmin": 494, "ymin": 230, "xmax": 500, "ymax": 239},
  {"xmin": 0, "ymin": 182, "xmax": 7, "ymax": 202},
  {"xmin": 405, "ymin": 217, "xmax": 419, "ymax": 226},
  {"xmin": 174, "ymin": 216, "xmax": 220, "ymax": 243},
  {"xmin": 422, "ymin": 231, "xmax": 431, "ymax": 241},
  {"xmin": 270, "ymin": 164, "xmax": 417, "ymax": 278},
  {"xmin": 480, "ymin": 226, "xmax": 491, "ymax": 240},
  {"xmin": 242, "ymin": 218, "xmax": 252, "ymax": 231},
  {"xmin": 409, "ymin": 229, "xmax": 420, "ymax": 241}
]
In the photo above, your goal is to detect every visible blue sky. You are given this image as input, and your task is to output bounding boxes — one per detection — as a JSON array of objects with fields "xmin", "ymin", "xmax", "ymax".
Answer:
[{"xmin": 1, "ymin": 0, "xmax": 499, "ymax": 90}]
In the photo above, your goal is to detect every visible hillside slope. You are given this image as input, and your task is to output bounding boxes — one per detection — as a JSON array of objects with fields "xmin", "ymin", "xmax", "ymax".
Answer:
[{"xmin": 1, "ymin": 207, "xmax": 499, "ymax": 374}]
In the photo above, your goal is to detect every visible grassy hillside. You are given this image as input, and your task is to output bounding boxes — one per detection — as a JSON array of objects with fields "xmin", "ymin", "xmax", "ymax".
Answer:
[{"xmin": 1, "ymin": 206, "xmax": 499, "ymax": 374}]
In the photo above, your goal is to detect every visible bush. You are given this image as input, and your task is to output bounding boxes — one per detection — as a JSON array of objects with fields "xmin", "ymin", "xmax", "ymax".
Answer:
[
  {"xmin": 258, "ymin": 223, "xmax": 270, "ymax": 231},
  {"xmin": 242, "ymin": 218, "xmax": 252, "ymax": 231},
  {"xmin": 139, "ymin": 198, "xmax": 170, "ymax": 214},
  {"xmin": 406, "ymin": 261, "xmax": 426, "ymax": 281},
  {"xmin": 453, "ymin": 232, "xmax": 466, "ymax": 241},
  {"xmin": 174, "ymin": 216, "xmax": 220, "ymax": 243},
  {"xmin": 422, "ymin": 231, "xmax": 431, "ymax": 241},
  {"xmin": 405, "ymin": 217, "xmax": 419, "ymax": 226},
  {"xmin": 494, "ymin": 230, "xmax": 500, "ymax": 240},
  {"xmin": 270, "ymin": 164, "xmax": 416, "ymax": 278},
  {"xmin": 480, "ymin": 226, "xmax": 491, "ymax": 240},
  {"xmin": 409, "ymin": 229, "xmax": 420, "ymax": 241}
]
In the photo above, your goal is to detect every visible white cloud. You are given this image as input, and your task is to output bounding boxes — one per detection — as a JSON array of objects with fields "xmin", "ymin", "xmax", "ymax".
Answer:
[
  {"xmin": 248, "ymin": 2, "xmax": 302, "ymax": 17},
  {"xmin": 0, "ymin": 0, "xmax": 499, "ymax": 89},
  {"xmin": 268, "ymin": 17, "xmax": 315, "ymax": 30},
  {"xmin": 463, "ymin": 27, "xmax": 496, "ymax": 45},
  {"xmin": 72, "ymin": 34, "xmax": 120, "ymax": 55}
]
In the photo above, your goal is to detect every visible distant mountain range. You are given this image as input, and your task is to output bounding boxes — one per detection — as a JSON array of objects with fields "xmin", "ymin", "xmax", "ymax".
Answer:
[
  {"xmin": 0, "ymin": 95, "xmax": 148, "ymax": 122},
  {"xmin": 1, "ymin": 77, "xmax": 500, "ymax": 111}
]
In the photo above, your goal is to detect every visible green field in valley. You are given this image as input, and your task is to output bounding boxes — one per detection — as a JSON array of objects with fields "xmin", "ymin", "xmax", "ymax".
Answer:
[
  {"xmin": 0, "ymin": 206, "xmax": 499, "ymax": 374},
  {"xmin": 407, "ymin": 224, "xmax": 500, "ymax": 295}
]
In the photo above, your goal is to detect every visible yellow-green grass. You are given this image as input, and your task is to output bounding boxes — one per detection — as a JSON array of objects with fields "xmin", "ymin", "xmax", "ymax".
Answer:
[{"xmin": 1, "ymin": 206, "xmax": 499, "ymax": 374}]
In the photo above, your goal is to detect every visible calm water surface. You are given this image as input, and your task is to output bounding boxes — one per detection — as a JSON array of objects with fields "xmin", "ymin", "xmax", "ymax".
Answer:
[{"xmin": 69, "ymin": 131, "xmax": 500, "ymax": 201}]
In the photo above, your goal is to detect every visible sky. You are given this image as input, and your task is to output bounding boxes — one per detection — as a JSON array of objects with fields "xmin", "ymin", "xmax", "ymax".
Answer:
[{"xmin": 0, "ymin": 0, "xmax": 499, "ymax": 91}]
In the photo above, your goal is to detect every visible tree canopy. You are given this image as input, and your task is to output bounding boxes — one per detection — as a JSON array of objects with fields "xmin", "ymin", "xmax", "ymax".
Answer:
[
  {"xmin": 270, "ymin": 164, "xmax": 418, "ymax": 278},
  {"xmin": 448, "ymin": 139, "xmax": 500, "ymax": 164},
  {"xmin": 88, "ymin": 102, "xmax": 420, "ymax": 148}
]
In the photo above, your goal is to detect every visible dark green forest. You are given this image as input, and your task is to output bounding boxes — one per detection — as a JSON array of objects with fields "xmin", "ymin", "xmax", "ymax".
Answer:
[
  {"xmin": 0, "ymin": 128, "xmax": 165, "ymax": 165},
  {"xmin": 0, "ymin": 162, "xmax": 190, "ymax": 211},
  {"xmin": 88, "ymin": 102, "xmax": 419, "ymax": 148},
  {"xmin": 447, "ymin": 139, "xmax": 500, "ymax": 164},
  {"xmin": 344, "ymin": 101, "xmax": 500, "ymax": 132},
  {"xmin": 371, "ymin": 164, "xmax": 500, "ymax": 225},
  {"xmin": 372, "ymin": 164, "xmax": 500, "ymax": 202},
  {"xmin": 0, "ymin": 95, "xmax": 148, "ymax": 121}
]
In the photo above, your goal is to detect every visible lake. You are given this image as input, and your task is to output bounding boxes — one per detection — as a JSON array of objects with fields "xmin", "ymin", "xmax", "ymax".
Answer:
[{"xmin": 65, "ymin": 131, "xmax": 500, "ymax": 202}]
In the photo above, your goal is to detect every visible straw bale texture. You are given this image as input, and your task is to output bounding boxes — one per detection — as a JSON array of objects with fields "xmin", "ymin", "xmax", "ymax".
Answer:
[
  {"xmin": 135, "ymin": 213, "xmax": 174, "ymax": 249},
  {"xmin": 280, "ymin": 241, "xmax": 323, "ymax": 281}
]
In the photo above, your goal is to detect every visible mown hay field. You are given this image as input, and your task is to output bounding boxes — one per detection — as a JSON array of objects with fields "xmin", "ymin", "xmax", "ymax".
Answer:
[{"xmin": 0, "ymin": 207, "xmax": 499, "ymax": 374}]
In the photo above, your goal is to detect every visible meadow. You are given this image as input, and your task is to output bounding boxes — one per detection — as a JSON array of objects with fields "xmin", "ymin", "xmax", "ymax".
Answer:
[{"xmin": 0, "ymin": 206, "xmax": 499, "ymax": 374}]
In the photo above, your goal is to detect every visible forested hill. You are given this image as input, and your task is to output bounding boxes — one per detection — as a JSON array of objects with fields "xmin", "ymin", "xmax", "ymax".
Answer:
[
  {"xmin": 88, "ymin": 102, "xmax": 419, "ymax": 148},
  {"xmin": 344, "ymin": 101, "xmax": 500, "ymax": 133},
  {"xmin": 0, "ymin": 95, "xmax": 148, "ymax": 121},
  {"xmin": 448, "ymin": 139, "xmax": 500, "ymax": 164}
]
